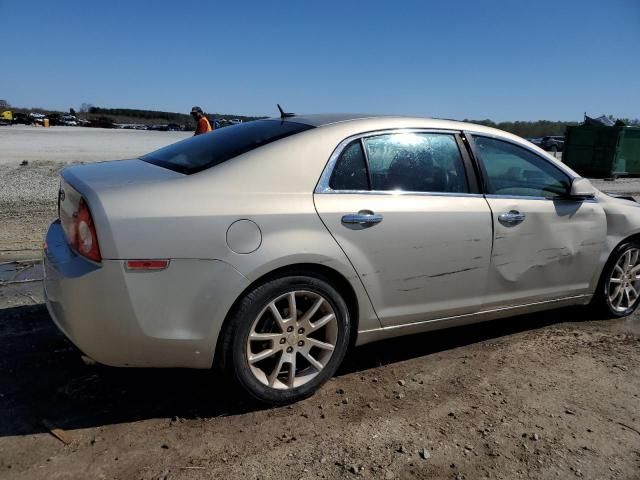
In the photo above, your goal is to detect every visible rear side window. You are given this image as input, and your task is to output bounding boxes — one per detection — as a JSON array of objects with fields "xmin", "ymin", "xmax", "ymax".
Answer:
[
  {"xmin": 141, "ymin": 120, "xmax": 314, "ymax": 174},
  {"xmin": 329, "ymin": 141, "xmax": 369, "ymax": 190},
  {"xmin": 363, "ymin": 133, "xmax": 469, "ymax": 193}
]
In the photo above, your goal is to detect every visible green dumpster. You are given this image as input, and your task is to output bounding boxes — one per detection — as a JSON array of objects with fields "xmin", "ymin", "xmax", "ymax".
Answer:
[{"xmin": 562, "ymin": 125, "xmax": 640, "ymax": 178}]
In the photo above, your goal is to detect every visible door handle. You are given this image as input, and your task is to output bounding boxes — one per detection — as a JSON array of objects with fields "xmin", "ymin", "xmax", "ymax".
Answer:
[
  {"xmin": 498, "ymin": 210, "xmax": 526, "ymax": 226},
  {"xmin": 341, "ymin": 211, "xmax": 383, "ymax": 227}
]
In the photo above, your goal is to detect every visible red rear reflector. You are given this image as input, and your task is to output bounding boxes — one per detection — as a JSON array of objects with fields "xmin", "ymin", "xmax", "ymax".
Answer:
[{"xmin": 126, "ymin": 260, "xmax": 169, "ymax": 271}]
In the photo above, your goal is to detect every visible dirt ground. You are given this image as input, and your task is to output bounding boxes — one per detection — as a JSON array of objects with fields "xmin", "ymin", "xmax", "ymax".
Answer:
[{"xmin": 1, "ymin": 128, "xmax": 639, "ymax": 479}]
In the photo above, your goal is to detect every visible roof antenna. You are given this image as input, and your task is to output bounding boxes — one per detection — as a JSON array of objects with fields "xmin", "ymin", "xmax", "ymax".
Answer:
[{"xmin": 277, "ymin": 104, "xmax": 295, "ymax": 119}]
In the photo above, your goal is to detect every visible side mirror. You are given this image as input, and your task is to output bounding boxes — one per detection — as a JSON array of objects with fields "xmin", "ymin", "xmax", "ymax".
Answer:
[{"xmin": 569, "ymin": 177, "xmax": 596, "ymax": 198}]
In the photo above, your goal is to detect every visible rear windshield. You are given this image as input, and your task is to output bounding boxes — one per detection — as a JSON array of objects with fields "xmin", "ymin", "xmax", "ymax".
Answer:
[{"xmin": 141, "ymin": 119, "xmax": 314, "ymax": 174}]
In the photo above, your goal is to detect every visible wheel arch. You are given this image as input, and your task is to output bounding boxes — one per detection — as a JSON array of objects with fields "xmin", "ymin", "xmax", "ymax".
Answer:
[
  {"xmin": 213, "ymin": 262, "xmax": 361, "ymax": 369},
  {"xmin": 593, "ymin": 231, "xmax": 640, "ymax": 291},
  {"xmin": 590, "ymin": 233, "xmax": 640, "ymax": 317},
  {"xmin": 604, "ymin": 232, "xmax": 640, "ymax": 267},
  {"xmin": 616, "ymin": 232, "xmax": 640, "ymax": 247},
  {"xmin": 591, "ymin": 199, "xmax": 640, "ymax": 293}
]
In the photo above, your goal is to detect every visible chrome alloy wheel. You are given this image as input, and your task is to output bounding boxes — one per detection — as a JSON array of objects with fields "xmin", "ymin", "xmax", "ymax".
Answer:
[
  {"xmin": 246, "ymin": 290, "xmax": 338, "ymax": 390},
  {"xmin": 607, "ymin": 247, "xmax": 640, "ymax": 313}
]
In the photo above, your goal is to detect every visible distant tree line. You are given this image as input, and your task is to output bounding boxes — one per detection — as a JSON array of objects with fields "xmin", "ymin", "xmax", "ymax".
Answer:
[
  {"xmin": 2, "ymin": 98, "xmax": 638, "ymax": 135},
  {"xmin": 88, "ymin": 107, "xmax": 263, "ymax": 124}
]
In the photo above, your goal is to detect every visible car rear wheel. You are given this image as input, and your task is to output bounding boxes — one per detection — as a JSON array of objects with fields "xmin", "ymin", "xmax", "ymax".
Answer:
[
  {"xmin": 592, "ymin": 241, "xmax": 640, "ymax": 318},
  {"xmin": 221, "ymin": 274, "xmax": 351, "ymax": 404}
]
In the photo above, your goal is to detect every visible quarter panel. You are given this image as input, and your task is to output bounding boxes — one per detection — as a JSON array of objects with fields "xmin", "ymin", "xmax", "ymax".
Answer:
[
  {"xmin": 44, "ymin": 226, "xmax": 249, "ymax": 368},
  {"xmin": 218, "ymin": 195, "xmax": 382, "ymax": 333}
]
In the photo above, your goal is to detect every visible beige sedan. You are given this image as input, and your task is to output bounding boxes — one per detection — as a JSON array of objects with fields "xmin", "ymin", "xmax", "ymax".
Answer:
[{"xmin": 44, "ymin": 112, "xmax": 640, "ymax": 404}]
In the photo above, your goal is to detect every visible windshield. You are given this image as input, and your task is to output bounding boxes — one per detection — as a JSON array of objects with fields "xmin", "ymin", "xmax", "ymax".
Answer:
[{"xmin": 141, "ymin": 119, "xmax": 314, "ymax": 174}]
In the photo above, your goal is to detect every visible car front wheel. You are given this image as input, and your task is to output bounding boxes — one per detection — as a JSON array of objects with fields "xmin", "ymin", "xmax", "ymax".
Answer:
[
  {"xmin": 592, "ymin": 241, "xmax": 640, "ymax": 318},
  {"xmin": 221, "ymin": 274, "xmax": 351, "ymax": 404}
]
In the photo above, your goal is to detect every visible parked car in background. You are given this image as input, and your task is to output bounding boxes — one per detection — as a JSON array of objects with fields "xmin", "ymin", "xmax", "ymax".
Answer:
[
  {"xmin": 540, "ymin": 135, "xmax": 565, "ymax": 153},
  {"xmin": 148, "ymin": 124, "xmax": 182, "ymax": 131},
  {"xmin": 526, "ymin": 137, "xmax": 543, "ymax": 147},
  {"xmin": 44, "ymin": 113, "xmax": 640, "ymax": 404},
  {"xmin": 11, "ymin": 112, "xmax": 31, "ymax": 125},
  {"xmin": 29, "ymin": 112, "xmax": 46, "ymax": 124},
  {"xmin": 88, "ymin": 116, "xmax": 116, "ymax": 129},
  {"xmin": 214, "ymin": 118, "xmax": 244, "ymax": 129},
  {"xmin": 61, "ymin": 115, "xmax": 79, "ymax": 126},
  {"xmin": 147, "ymin": 124, "xmax": 166, "ymax": 131}
]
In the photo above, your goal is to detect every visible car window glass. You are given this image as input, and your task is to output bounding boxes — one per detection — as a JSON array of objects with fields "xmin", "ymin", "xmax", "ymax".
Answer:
[
  {"xmin": 362, "ymin": 133, "xmax": 468, "ymax": 193},
  {"xmin": 141, "ymin": 120, "xmax": 314, "ymax": 174},
  {"xmin": 473, "ymin": 136, "xmax": 571, "ymax": 198},
  {"xmin": 329, "ymin": 141, "xmax": 369, "ymax": 190}
]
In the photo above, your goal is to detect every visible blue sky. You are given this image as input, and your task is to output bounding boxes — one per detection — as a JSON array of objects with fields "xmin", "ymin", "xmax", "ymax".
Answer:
[{"xmin": 1, "ymin": 0, "xmax": 638, "ymax": 121}]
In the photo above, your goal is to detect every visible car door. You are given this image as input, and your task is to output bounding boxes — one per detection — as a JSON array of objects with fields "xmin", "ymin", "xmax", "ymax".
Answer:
[
  {"xmin": 314, "ymin": 130, "xmax": 493, "ymax": 327},
  {"xmin": 467, "ymin": 133, "xmax": 607, "ymax": 308}
]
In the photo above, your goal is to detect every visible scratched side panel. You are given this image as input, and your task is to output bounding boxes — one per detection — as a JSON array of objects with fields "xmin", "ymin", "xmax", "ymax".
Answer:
[
  {"xmin": 483, "ymin": 198, "xmax": 606, "ymax": 308},
  {"xmin": 314, "ymin": 193, "xmax": 493, "ymax": 327}
]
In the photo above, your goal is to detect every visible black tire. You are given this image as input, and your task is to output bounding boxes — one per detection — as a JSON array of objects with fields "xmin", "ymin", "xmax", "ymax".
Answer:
[
  {"xmin": 591, "ymin": 240, "xmax": 640, "ymax": 318},
  {"xmin": 219, "ymin": 274, "xmax": 351, "ymax": 405}
]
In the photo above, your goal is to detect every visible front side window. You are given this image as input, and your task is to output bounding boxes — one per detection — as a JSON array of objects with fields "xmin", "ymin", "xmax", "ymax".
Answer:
[
  {"xmin": 362, "ymin": 133, "xmax": 469, "ymax": 193},
  {"xmin": 472, "ymin": 136, "xmax": 571, "ymax": 198}
]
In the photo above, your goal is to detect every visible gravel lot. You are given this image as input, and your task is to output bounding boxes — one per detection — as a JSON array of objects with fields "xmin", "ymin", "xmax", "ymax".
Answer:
[
  {"xmin": 1, "ymin": 127, "xmax": 639, "ymax": 479},
  {"xmin": 0, "ymin": 125, "xmax": 189, "ymax": 165}
]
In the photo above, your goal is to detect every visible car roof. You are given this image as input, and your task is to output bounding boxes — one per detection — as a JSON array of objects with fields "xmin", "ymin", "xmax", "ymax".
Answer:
[
  {"xmin": 281, "ymin": 113, "xmax": 387, "ymax": 127},
  {"xmin": 266, "ymin": 113, "xmax": 523, "ymax": 143},
  {"xmin": 273, "ymin": 113, "xmax": 490, "ymax": 132}
]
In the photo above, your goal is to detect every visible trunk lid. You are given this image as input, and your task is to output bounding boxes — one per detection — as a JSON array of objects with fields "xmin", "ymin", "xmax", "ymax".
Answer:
[{"xmin": 61, "ymin": 158, "xmax": 183, "ymax": 195}]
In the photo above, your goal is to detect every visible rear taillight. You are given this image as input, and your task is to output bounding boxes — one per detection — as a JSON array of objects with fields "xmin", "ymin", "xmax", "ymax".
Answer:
[{"xmin": 71, "ymin": 199, "xmax": 101, "ymax": 262}]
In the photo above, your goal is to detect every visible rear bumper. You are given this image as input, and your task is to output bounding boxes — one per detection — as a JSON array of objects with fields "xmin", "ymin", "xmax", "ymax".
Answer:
[{"xmin": 43, "ymin": 221, "xmax": 249, "ymax": 368}]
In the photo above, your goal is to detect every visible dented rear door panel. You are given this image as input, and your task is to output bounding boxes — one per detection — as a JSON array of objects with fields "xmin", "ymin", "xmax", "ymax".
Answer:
[
  {"xmin": 483, "ymin": 196, "xmax": 606, "ymax": 308},
  {"xmin": 314, "ymin": 193, "xmax": 493, "ymax": 327}
]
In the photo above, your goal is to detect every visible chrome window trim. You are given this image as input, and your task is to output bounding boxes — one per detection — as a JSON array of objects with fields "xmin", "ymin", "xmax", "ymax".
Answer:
[
  {"xmin": 359, "ymin": 137, "xmax": 373, "ymax": 189},
  {"xmin": 315, "ymin": 128, "xmax": 469, "ymax": 196},
  {"xmin": 485, "ymin": 193, "xmax": 598, "ymax": 203},
  {"xmin": 317, "ymin": 188, "xmax": 485, "ymax": 198}
]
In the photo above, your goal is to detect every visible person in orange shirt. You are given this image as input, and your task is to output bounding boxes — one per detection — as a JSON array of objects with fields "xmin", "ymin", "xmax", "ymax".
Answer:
[{"xmin": 190, "ymin": 106, "xmax": 212, "ymax": 136}]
